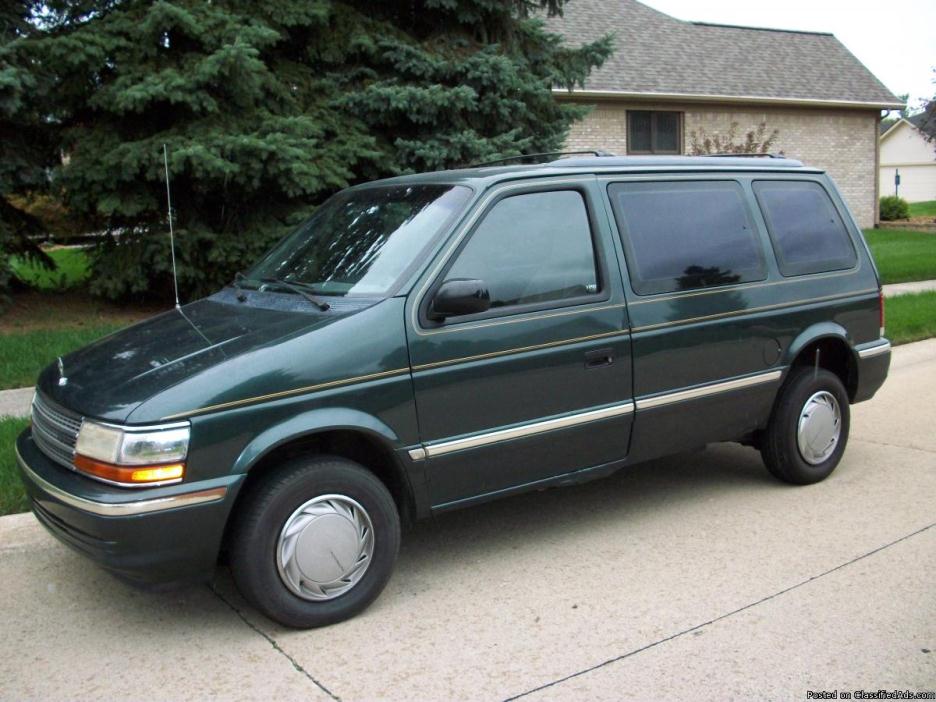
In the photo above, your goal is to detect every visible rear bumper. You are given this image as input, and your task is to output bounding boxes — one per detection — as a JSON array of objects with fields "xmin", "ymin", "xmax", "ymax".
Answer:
[
  {"xmin": 853, "ymin": 339, "xmax": 891, "ymax": 403},
  {"xmin": 16, "ymin": 430, "xmax": 244, "ymax": 586}
]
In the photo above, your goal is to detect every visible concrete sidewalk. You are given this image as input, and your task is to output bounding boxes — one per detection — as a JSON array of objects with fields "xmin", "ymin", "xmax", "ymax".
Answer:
[
  {"xmin": 1, "ymin": 342, "xmax": 935, "ymax": 700},
  {"xmin": 883, "ymin": 279, "xmax": 936, "ymax": 297},
  {"xmin": 0, "ymin": 386, "xmax": 32, "ymax": 418}
]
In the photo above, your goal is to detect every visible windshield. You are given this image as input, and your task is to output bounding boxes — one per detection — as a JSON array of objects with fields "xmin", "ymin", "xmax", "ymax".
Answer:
[{"xmin": 244, "ymin": 184, "xmax": 472, "ymax": 297}]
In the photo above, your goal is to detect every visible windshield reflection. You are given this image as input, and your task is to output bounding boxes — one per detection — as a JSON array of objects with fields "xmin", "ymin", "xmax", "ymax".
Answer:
[{"xmin": 246, "ymin": 184, "xmax": 472, "ymax": 297}]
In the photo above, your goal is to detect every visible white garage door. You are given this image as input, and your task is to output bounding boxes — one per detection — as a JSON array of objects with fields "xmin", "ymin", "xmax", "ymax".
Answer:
[{"xmin": 879, "ymin": 165, "xmax": 936, "ymax": 204}]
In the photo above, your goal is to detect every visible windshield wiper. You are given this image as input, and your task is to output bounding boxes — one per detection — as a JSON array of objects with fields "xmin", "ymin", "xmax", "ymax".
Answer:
[{"xmin": 258, "ymin": 277, "xmax": 330, "ymax": 311}]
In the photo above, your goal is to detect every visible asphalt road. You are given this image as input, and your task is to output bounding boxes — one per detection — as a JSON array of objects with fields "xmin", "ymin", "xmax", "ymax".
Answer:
[{"xmin": 1, "ymin": 340, "xmax": 934, "ymax": 701}]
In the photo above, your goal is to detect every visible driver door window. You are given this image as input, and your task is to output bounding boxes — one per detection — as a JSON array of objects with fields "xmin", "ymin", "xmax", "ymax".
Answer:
[{"xmin": 443, "ymin": 190, "xmax": 600, "ymax": 314}]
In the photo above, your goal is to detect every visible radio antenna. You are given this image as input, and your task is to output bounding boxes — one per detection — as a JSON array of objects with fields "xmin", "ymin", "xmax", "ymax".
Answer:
[{"xmin": 163, "ymin": 143, "xmax": 181, "ymax": 309}]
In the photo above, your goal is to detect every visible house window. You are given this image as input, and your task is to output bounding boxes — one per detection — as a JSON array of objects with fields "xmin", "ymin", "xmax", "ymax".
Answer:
[{"xmin": 627, "ymin": 111, "xmax": 682, "ymax": 154}]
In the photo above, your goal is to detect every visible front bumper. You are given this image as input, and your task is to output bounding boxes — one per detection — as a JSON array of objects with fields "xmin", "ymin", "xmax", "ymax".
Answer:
[
  {"xmin": 16, "ymin": 430, "xmax": 244, "ymax": 586},
  {"xmin": 853, "ymin": 339, "xmax": 891, "ymax": 403}
]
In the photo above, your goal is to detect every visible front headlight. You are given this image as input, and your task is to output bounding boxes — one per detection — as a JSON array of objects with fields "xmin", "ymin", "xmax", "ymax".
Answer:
[{"xmin": 74, "ymin": 421, "xmax": 190, "ymax": 487}]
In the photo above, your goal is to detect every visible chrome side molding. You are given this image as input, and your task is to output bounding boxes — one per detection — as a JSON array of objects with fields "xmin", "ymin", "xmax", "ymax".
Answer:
[
  {"xmin": 635, "ymin": 370, "xmax": 783, "ymax": 411},
  {"xmin": 414, "ymin": 401, "xmax": 635, "ymax": 460},
  {"xmin": 409, "ymin": 369, "xmax": 786, "ymax": 460}
]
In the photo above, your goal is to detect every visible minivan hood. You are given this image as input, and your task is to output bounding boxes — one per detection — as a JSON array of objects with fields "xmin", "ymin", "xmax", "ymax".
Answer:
[{"xmin": 36, "ymin": 290, "xmax": 364, "ymax": 422}]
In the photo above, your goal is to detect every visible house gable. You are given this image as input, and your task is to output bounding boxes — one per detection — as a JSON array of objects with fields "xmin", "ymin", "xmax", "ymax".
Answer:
[{"xmin": 880, "ymin": 119, "xmax": 935, "ymax": 167}]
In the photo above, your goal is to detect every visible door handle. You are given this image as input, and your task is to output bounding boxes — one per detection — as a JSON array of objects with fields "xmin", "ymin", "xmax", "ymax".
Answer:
[{"xmin": 584, "ymin": 348, "xmax": 615, "ymax": 369}]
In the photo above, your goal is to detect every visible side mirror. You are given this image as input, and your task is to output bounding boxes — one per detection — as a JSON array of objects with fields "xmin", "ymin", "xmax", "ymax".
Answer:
[{"xmin": 429, "ymin": 279, "xmax": 491, "ymax": 321}]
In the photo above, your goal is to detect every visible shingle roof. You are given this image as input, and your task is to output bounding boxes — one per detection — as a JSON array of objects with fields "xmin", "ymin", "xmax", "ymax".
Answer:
[{"xmin": 547, "ymin": 0, "xmax": 902, "ymax": 108}]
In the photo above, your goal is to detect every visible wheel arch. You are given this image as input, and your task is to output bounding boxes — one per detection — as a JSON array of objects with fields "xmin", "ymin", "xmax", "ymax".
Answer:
[
  {"xmin": 228, "ymin": 408, "xmax": 418, "ymax": 527},
  {"xmin": 784, "ymin": 323, "xmax": 859, "ymax": 401}
]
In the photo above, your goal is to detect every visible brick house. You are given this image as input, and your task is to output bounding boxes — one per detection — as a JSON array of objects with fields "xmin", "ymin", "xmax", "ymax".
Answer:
[{"xmin": 547, "ymin": 0, "xmax": 902, "ymax": 227}]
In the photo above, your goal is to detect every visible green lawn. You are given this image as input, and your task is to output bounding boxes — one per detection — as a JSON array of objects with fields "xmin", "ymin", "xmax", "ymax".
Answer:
[
  {"xmin": 908, "ymin": 200, "xmax": 936, "ymax": 218},
  {"xmin": 10, "ymin": 247, "xmax": 90, "ymax": 291},
  {"xmin": 863, "ymin": 228, "xmax": 936, "ymax": 284},
  {"xmin": 886, "ymin": 291, "xmax": 936, "ymax": 346},
  {"xmin": 0, "ymin": 325, "xmax": 123, "ymax": 390},
  {"xmin": 0, "ymin": 417, "xmax": 30, "ymax": 516}
]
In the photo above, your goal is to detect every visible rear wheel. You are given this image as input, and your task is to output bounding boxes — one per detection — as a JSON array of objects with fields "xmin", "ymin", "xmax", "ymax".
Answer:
[
  {"xmin": 229, "ymin": 455, "xmax": 400, "ymax": 628},
  {"xmin": 761, "ymin": 367, "xmax": 850, "ymax": 485}
]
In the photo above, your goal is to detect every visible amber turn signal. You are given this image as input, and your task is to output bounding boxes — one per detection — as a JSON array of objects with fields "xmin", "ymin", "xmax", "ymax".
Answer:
[{"xmin": 74, "ymin": 454, "xmax": 185, "ymax": 485}]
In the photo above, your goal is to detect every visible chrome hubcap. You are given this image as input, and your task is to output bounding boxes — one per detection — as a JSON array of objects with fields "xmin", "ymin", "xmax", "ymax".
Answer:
[
  {"xmin": 276, "ymin": 495, "xmax": 374, "ymax": 601},
  {"xmin": 796, "ymin": 391, "xmax": 841, "ymax": 465}
]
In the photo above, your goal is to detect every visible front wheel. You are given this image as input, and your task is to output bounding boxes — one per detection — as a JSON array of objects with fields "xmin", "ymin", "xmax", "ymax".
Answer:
[
  {"xmin": 228, "ymin": 455, "xmax": 400, "ymax": 628},
  {"xmin": 761, "ymin": 367, "xmax": 850, "ymax": 485}
]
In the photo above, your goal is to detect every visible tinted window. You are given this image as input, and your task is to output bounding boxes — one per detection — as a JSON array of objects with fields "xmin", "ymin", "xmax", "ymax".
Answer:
[
  {"xmin": 608, "ymin": 181, "xmax": 765, "ymax": 295},
  {"xmin": 444, "ymin": 191, "xmax": 599, "ymax": 312},
  {"xmin": 753, "ymin": 181, "xmax": 857, "ymax": 276}
]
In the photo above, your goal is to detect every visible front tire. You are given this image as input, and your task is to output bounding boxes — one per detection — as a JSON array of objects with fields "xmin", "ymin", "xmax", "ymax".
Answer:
[
  {"xmin": 229, "ymin": 455, "xmax": 400, "ymax": 628},
  {"xmin": 761, "ymin": 367, "xmax": 850, "ymax": 485}
]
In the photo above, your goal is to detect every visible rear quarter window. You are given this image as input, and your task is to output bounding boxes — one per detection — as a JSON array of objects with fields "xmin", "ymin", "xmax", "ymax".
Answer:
[
  {"xmin": 753, "ymin": 180, "xmax": 857, "ymax": 277},
  {"xmin": 607, "ymin": 180, "xmax": 766, "ymax": 295}
]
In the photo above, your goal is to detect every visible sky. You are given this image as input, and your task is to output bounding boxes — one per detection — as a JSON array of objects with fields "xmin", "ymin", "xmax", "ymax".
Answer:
[{"xmin": 638, "ymin": 0, "xmax": 935, "ymax": 111}]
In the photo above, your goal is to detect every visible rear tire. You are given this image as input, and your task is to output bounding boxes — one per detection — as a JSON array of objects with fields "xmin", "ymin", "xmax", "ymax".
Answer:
[
  {"xmin": 229, "ymin": 455, "xmax": 400, "ymax": 628},
  {"xmin": 761, "ymin": 367, "xmax": 850, "ymax": 485}
]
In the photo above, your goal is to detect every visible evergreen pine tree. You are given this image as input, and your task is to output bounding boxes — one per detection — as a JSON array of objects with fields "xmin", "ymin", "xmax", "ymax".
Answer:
[
  {"xmin": 28, "ymin": 0, "xmax": 612, "ymax": 300},
  {"xmin": 0, "ymin": 1, "xmax": 57, "ymax": 293}
]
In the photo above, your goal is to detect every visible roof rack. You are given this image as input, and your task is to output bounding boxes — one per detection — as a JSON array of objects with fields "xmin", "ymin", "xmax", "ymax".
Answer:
[
  {"xmin": 706, "ymin": 153, "xmax": 785, "ymax": 158},
  {"xmin": 469, "ymin": 150, "xmax": 616, "ymax": 168}
]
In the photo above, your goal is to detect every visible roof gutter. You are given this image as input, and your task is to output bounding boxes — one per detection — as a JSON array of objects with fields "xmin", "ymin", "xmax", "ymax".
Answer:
[{"xmin": 552, "ymin": 88, "xmax": 904, "ymax": 111}]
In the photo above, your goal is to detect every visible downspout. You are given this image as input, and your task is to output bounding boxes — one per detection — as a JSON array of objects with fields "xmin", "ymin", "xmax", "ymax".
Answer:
[{"xmin": 874, "ymin": 111, "xmax": 882, "ymax": 227}]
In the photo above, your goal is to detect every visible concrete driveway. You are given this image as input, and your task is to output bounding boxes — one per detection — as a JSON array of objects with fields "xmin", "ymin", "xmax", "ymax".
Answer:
[{"xmin": 1, "ymin": 342, "xmax": 934, "ymax": 701}]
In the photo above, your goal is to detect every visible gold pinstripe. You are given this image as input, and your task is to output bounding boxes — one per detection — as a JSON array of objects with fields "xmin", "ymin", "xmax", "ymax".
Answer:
[
  {"xmin": 162, "ymin": 289, "xmax": 876, "ymax": 419},
  {"xmin": 161, "ymin": 367, "xmax": 410, "ymax": 420},
  {"xmin": 412, "ymin": 328, "xmax": 629, "ymax": 371},
  {"xmin": 411, "ymin": 268, "xmax": 866, "ymax": 335},
  {"xmin": 414, "ymin": 289, "xmax": 877, "ymax": 370},
  {"xmin": 629, "ymin": 289, "xmax": 877, "ymax": 333},
  {"xmin": 625, "ymin": 266, "xmax": 863, "ymax": 306},
  {"xmin": 411, "ymin": 274, "xmax": 871, "ymax": 341}
]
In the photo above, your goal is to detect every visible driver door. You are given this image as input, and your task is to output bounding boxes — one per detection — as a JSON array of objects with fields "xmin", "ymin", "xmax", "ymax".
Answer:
[{"xmin": 406, "ymin": 178, "xmax": 634, "ymax": 509}]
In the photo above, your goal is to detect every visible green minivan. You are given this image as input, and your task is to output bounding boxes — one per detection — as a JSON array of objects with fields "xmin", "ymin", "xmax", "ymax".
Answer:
[{"xmin": 17, "ymin": 154, "xmax": 891, "ymax": 627}]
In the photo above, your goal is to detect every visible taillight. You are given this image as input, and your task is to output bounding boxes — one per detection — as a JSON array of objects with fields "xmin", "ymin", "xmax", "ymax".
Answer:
[{"xmin": 878, "ymin": 288, "xmax": 885, "ymax": 337}]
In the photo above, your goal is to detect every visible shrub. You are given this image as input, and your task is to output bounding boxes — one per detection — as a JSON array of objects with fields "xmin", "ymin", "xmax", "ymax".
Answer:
[
  {"xmin": 688, "ymin": 122, "xmax": 779, "ymax": 155},
  {"xmin": 880, "ymin": 195, "xmax": 910, "ymax": 221}
]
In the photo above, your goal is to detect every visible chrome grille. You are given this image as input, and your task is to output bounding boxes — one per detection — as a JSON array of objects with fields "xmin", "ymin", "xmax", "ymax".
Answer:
[{"xmin": 31, "ymin": 392, "xmax": 82, "ymax": 469}]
